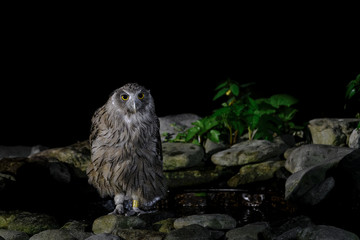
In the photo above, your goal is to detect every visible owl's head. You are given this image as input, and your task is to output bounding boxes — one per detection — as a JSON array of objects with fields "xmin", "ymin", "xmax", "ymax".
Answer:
[{"xmin": 110, "ymin": 83, "xmax": 154, "ymax": 115}]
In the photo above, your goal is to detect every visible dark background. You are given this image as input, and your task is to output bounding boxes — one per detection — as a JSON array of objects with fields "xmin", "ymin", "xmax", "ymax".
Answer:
[{"xmin": 1, "ymin": 13, "xmax": 359, "ymax": 148}]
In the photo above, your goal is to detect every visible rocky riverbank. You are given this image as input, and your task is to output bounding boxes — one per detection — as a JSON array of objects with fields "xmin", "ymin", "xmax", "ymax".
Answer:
[{"xmin": 0, "ymin": 114, "xmax": 359, "ymax": 239}]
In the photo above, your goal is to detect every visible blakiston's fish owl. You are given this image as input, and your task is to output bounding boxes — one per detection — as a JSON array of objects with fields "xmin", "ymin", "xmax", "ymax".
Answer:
[{"xmin": 86, "ymin": 83, "xmax": 167, "ymax": 215}]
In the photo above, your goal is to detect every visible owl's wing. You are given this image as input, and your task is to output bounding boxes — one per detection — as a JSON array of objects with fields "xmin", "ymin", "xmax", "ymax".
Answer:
[
  {"xmin": 155, "ymin": 117, "xmax": 163, "ymax": 162},
  {"xmin": 89, "ymin": 105, "xmax": 107, "ymax": 145}
]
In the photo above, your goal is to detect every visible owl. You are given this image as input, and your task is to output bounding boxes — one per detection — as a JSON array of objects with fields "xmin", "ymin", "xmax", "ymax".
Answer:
[{"xmin": 86, "ymin": 83, "xmax": 167, "ymax": 215}]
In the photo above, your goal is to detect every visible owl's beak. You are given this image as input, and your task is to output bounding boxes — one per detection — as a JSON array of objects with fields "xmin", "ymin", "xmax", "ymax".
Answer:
[{"xmin": 132, "ymin": 101, "xmax": 137, "ymax": 113}]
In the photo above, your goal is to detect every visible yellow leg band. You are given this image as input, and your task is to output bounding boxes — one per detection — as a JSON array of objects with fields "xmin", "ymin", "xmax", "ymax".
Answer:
[{"xmin": 132, "ymin": 200, "xmax": 139, "ymax": 208}]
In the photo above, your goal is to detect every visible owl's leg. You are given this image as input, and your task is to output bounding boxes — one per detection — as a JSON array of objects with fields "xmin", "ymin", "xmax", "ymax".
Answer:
[
  {"xmin": 110, "ymin": 193, "xmax": 125, "ymax": 215},
  {"xmin": 125, "ymin": 197, "xmax": 146, "ymax": 216}
]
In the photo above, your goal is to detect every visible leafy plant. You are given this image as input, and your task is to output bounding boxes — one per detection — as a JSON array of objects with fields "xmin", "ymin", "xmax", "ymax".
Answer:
[
  {"xmin": 173, "ymin": 79, "xmax": 301, "ymax": 145},
  {"xmin": 345, "ymin": 73, "xmax": 360, "ymax": 129}
]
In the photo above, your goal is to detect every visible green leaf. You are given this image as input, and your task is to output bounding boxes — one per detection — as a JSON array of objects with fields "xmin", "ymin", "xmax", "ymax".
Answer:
[
  {"xmin": 185, "ymin": 126, "xmax": 200, "ymax": 142},
  {"xmin": 208, "ymin": 129, "xmax": 220, "ymax": 143},
  {"xmin": 230, "ymin": 83, "xmax": 240, "ymax": 96},
  {"xmin": 277, "ymin": 108, "xmax": 298, "ymax": 122},
  {"xmin": 268, "ymin": 94, "xmax": 298, "ymax": 108},
  {"xmin": 215, "ymin": 81, "xmax": 228, "ymax": 90},
  {"xmin": 213, "ymin": 88, "xmax": 228, "ymax": 101}
]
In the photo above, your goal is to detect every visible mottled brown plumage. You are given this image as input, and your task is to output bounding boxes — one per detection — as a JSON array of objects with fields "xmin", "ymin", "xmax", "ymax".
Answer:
[{"xmin": 86, "ymin": 83, "xmax": 166, "ymax": 215}]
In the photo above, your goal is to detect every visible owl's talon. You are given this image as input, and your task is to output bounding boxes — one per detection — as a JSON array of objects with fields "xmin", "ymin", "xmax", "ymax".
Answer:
[{"xmin": 109, "ymin": 205, "xmax": 124, "ymax": 215}]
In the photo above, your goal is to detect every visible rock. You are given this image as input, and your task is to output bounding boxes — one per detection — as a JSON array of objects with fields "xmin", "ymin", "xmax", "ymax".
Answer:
[
  {"xmin": 159, "ymin": 113, "xmax": 201, "ymax": 141},
  {"xmin": 298, "ymin": 225, "xmax": 359, "ymax": 240},
  {"xmin": 0, "ymin": 229, "xmax": 29, "ymax": 240},
  {"xmin": 227, "ymin": 160, "xmax": 284, "ymax": 187},
  {"xmin": 31, "ymin": 141, "xmax": 90, "ymax": 177},
  {"xmin": 0, "ymin": 173, "xmax": 15, "ymax": 192},
  {"xmin": 165, "ymin": 224, "xmax": 212, "ymax": 240},
  {"xmin": 7, "ymin": 212, "xmax": 59, "ymax": 236},
  {"xmin": 211, "ymin": 140, "xmax": 285, "ymax": 167},
  {"xmin": 349, "ymin": 128, "xmax": 360, "ymax": 148},
  {"xmin": 153, "ymin": 218, "xmax": 176, "ymax": 233},
  {"xmin": 162, "ymin": 143, "xmax": 204, "ymax": 171},
  {"xmin": 173, "ymin": 214, "xmax": 236, "ymax": 230},
  {"xmin": 0, "ymin": 145, "xmax": 47, "ymax": 159},
  {"xmin": 92, "ymin": 215, "xmax": 146, "ymax": 234},
  {"xmin": 29, "ymin": 229, "xmax": 76, "ymax": 240},
  {"xmin": 85, "ymin": 233, "xmax": 122, "ymax": 240},
  {"xmin": 260, "ymin": 215, "xmax": 314, "ymax": 239},
  {"xmin": 225, "ymin": 222, "xmax": 269, "ymax": 240},
  {"xmin": 113, "ymin": 229, "xmax": 165, "ymax": 240},
  {"xmin": 164, "ymin": 166, "xmax": 232, "ymax": 188},
  {"xmin": 285, "ymin": 144, "xmax": 354, "ymax": 173},
  {"xmin": 308, "ymin": 118, "xmax": 360, "ymax": 146},
  {"xmin": 203, "ymin": 139, "xmax": 227, "ymax": 155},
  {"xmin": 60, "ymin": 220, "xmax": 93, "ymax": 240},
  {"xmin": 285, "ymin": 160, "xmax": 338, "ymax": 205}
]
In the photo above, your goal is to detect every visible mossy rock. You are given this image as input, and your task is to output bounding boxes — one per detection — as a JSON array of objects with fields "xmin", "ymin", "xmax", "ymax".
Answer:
[{"xmin": 7, "ymin": 212, "xmax": 59, "ymax": 235}]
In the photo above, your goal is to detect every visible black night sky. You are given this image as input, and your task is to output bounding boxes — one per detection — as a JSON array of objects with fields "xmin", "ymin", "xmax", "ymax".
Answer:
[{"xmin": 2, "ymin": 14, "xmax": 359, "ymax": 148}]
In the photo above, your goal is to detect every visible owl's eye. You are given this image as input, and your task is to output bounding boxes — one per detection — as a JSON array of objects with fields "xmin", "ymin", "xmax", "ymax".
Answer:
[
  {"xmin": 138, "ymin": 93, "xmax": 144, "ymax": 100},
  {"xmin": 121, "ymin": 94, "xmax": 129, "ymax": 101}
]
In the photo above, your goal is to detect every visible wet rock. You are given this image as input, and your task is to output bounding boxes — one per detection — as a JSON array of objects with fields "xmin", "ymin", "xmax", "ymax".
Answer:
[
  {"xmin": 159, "ymin": 113, "xmax": 201, "ymax": 141},
  {"xmin": 349, "ymin": 128, "xmax": 360, "ymax": 148},
  {"xmin": 285, "ymin": 144, "xmax": 354, "ymax": 173},
  {"xmin": 113, "ymin": 229, "xmax": 165, "ymax": 240},
  {"xmin": 211, "ymin": 140, "xmax": 285, "ymax": 167},
  {"xmin": 6, "ymin": 212, "xmax": 59, "ymax": 236},
  {"xmin": 92, "ymin": 215, "xmax": 146, "ymax": 234},
  {"xmin": 162, "ymin": 143, "xmax": 204, "ymax": 171},
  {"xmin": 0, "ymin": 229, "xmax": 29, "ymax": 240},
  {"xmin": 31, "ymin": 141, "xmax": 90, "ymax": 177},
  {"xmin": 226, "ymin": 222, "xmax": 269, "ymax": 240},
  {"xmin": 164, "ymin": 166, "xmax": 232, "ymax": 188},
  {"xmin": 227, "ymin": 160, "xmax": 284, "ymax": 187},
  {"xmin": 173, "ymin": 214, "xmax": 236, "ymax": 230},
  {"xmin": 298, "ymin": 225, "xmax": 359, "ymax": 240},
  {"xmin": 165, "ymin": 224, "xmax": 212, "ymax": 240},
  {"xmin": 308, "ymin": 118, "xmax": 360, "ymax": 146},
  {"xmin": 85, "ymin": 233, "xmax": 122, "ymax": 240}
]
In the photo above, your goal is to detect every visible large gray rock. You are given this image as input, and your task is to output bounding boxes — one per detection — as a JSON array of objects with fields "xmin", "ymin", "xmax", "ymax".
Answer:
[
  {"xmin": 285, "ymin": 144, "xmax": 355, "ymax": 173},
  {"xmin": 159, "ymin": 114, "xmax": 201, "ymax": 141},
  {"xmin": 285, "ymin": 160, "xmax": 338, "ymax": 205},
  {"xmin": 211, "ymin": 140, "xmax": 285, "ymax": 167},
  {"xmin": 173, "ymin": 214, "xmax": 236, "ymax": 230},
  {"xmin": 308, "ymin": 118, "xmax": 360, "ymax": 146},
  {"xmin": 113, "ymin": 229, "xmax": 165, "ymax": 240},
  {"xmin": 227, "ymin": 160, "xmax": 284, "ymax": 187},
  {"xmin": 162, "ymin": 143, "xmax": 204, "ymax": 171},
  {"xmin": 298, "ymin": 225, "xmax": 359, "ymax": 240},
  {"xmin": 349, "ymin": 128, "xmax": 360, "ymax": 148},
  {"xmin": 85, "ymin": 233, "xmax": 122, "ymax": 240},
  {"xmin": 165, "ymin": 224, "xmax": 212, "ymax": 240},
  {"xmin": 0, "ymin": 229, "xmax": 29, "ymax": 240},
  {"xmin": 226, "ymin": 222, "xmax": 269, "ymax": 240},
  {"xmin": 29, "ymin": 229, "xmax": 76, "ymax": 240}
]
